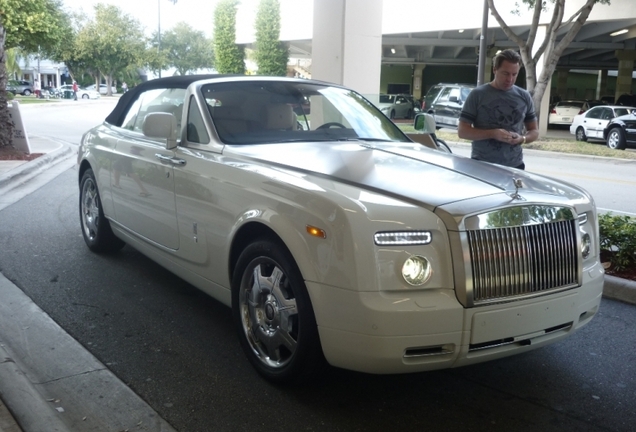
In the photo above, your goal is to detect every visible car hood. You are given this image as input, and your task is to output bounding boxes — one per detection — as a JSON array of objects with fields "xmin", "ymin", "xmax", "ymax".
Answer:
[{"xmin": 227, "ymin": 141, "xmax": 588, "ymax": 210}]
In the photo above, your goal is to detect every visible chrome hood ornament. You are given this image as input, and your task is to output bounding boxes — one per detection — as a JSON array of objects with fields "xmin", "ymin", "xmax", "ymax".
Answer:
[{"xmin": 508, "ymin": 177, "xmax": 525, "ymax": 200}]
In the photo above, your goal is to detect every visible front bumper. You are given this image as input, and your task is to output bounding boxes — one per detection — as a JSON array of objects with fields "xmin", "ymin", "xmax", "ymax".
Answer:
[{"xmin": 308, "ymin": 262, "xmax": 604, "ymax": 374}]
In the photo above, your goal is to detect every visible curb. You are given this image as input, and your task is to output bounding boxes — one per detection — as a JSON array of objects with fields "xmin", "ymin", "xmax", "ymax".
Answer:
[
  {"xmin": 0, "ymin": 273, "xmax": 177, "ymax": 432},
  {"xmin": 603, "ymin": 274, "xmax": 636, "ymax": 305},
  {"xmin": 0, "ymin": 145, "xmax": 74, "ymax": 195}
]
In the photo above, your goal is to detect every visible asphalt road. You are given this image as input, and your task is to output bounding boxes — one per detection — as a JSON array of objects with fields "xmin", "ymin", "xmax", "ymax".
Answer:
[{"xmin": 0, "ymin": 167, "xmax": 634, "ymax": 431}]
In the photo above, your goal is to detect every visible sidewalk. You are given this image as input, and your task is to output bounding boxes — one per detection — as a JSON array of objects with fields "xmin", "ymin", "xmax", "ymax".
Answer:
[{"xmin": 0, "ymin": 133, "xmax": 634, "ymax": 432}]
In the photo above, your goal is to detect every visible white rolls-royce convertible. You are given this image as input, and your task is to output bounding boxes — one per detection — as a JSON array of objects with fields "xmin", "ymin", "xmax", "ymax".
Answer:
[{"xmin": 78, "ymin": 75, "xmax": 604, "ymax": 383}]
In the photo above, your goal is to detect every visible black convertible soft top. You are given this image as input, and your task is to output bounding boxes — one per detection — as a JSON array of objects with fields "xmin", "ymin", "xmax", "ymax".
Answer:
[{"xmin": 105, "ymin": 74, "xmax": 234, "ymax": 126}]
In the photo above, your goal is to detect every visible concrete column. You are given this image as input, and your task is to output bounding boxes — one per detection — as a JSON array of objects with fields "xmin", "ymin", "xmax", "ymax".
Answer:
[
  {"xmin": 596, "ymin": 69, "xmax": 608, "ymax": 100},
  {"xmin": 614, "ymin": 49, "xmax": 636, "ymax": 100},
  {"xmin": 413, "ymin": 64, "xmax": 425, "ymax": 100},
  {"xmin": 311, "ymin": 0, "xmax": 382, "ymax": 101},
  {"xmin": 556, "ymin": 68, "xmax": 569, "ymax": 100}
]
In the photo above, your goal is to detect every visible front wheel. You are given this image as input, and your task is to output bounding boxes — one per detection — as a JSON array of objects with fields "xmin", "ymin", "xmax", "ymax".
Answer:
[
  {"xmin": 82, "ymin": 94, "xmax": 89, "ymax": 99},
  {"xmin": 79, "ymin": 169, "xmax": 125, "ymax": 253},
  {"xmin": 575, "ymin": 127, "xmax": 587, "ymax": 142},
  {"xmin": 232, "ymin": 239, "xmax": 325, "ymax": 384},
  {"xmin": 23, "ymin": 90, "xmax": 32, "ymax": 96},
  {"xmin": 606, "ymin": 128, "xmax": 626, "ymax": 150}
]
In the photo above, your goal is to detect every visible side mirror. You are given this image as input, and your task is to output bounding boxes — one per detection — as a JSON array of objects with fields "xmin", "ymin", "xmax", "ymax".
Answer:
[
  {"xmin": 449, "ymin": 96, "xmax": 461, "ymax": 104},
  {"xmin": 143, "ymin": 112, "xmax": 177, "ymax": 149},
  {"xmin": 413, "ymin": 113, "xmax": 437, "ymax": 134}
]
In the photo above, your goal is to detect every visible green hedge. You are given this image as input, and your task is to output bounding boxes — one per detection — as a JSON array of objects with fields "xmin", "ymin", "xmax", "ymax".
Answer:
[{"xmin": 599, "ymin": 213, "xmax": 636, "ymax": 271}]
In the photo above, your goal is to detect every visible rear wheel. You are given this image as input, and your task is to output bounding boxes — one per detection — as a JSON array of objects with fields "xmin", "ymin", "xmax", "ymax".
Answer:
[
  {"xmin": 232, "ymin": 239, "xmax": 325, "ymax": 384},
  {"xmin": 606, "ymin": 128, "xmax": 626, "ymax": 150},
  {"xmin": 79, "ymin": 169, "xmax": 125, "ymax": 253},
  {"xmin": 23, "ymin": 90, "xmax": 31, "ymax": 96},
  {"xmin": 82, "ymin": 94, "xmax": 89, "ymax": 99},
  {"xmin": 575, "ymin": 127, "xmax": 587, "ymax": 142}
]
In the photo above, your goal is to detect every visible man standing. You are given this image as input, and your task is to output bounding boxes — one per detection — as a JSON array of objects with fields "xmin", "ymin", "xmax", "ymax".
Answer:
[
  {"xmin": 458, "ymin": 49, "xmax": 539, "ymax": 170},
  {"xmin": 33, "ymin": 78, "xmax": 41, "ymax": 98},
  {"xmin": 72, "ymin": 81, "xmax": 78, "ymax": 101}
]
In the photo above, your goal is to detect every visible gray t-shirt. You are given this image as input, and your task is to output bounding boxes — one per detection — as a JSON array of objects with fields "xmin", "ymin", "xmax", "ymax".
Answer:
[{"xmin": 460, "ymin": 84, "xmax": 536, "ymax": 167}]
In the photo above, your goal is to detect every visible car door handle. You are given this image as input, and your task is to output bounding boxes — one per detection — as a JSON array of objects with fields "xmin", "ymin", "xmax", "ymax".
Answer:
[{"xmin": 155, "ymin": 153, "xmax": 186, "ymax": 166}]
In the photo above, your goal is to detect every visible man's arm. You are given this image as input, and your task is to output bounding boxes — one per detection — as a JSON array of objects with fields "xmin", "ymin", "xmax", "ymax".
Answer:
[{"xmin": 521, "ymin": 120, "xmax": 539, "ymax": 144}]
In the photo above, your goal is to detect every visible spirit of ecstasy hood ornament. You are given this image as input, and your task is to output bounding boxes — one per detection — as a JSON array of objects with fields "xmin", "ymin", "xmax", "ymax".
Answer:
[{"xmin": 508, "ymin": 177, "xmax": 525, "ymax": 200}]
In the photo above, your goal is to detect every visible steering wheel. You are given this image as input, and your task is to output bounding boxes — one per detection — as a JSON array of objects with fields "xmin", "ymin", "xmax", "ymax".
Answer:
[{"xmin": 316, "ymin": 122, "xmax": 347, "ymax": 129}]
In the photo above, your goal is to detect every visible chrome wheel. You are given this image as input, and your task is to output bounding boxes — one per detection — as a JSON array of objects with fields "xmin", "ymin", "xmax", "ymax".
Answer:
[
  {"xmin": 239, "ymin": 258, "xmax": 298, "ymax": 369},
  {"xmin": 79, "ymin": 169, "xmax": 125, "ymax": 252},
  {"xmin": 81, "ymin": 176, "xmax": 100, "ymax": 243},
  {"xmin": 233, "ymin": 240, "xmax": 324, "ymax": 383},
  {"xmin": 606, "ymin": 128, "xmax": 626, "ymax": 150}
]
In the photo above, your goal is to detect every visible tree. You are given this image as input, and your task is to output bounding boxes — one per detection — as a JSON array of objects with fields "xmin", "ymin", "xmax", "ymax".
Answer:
[
  {"xmin": 213, "ymin": 0, "xmax": 245, "ymax": 74},
  {"xmin": 161, "ymin": 22, "xmax": 214, "ymax": 75},
  {"xmin": 75, "ymin": 4, "xmax": 145, "ymax": 95},
  {"xmin": 487, "ymin": 0, "xmax": 611, "ymax": 116},
  {"xmin": 254, "ymin": 0, "xmax": 288, "ymax": 76},
  {"xmin": 1, "ymin": 0, "xmax": 70, "ymax": 148}
]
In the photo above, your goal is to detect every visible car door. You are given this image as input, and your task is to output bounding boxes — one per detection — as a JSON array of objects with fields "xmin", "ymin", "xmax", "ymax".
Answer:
[
  {"xmin": 582, "ymin": 107, "xmax": 603, "ymax": 138},
  {"xmin": 395, "ymin": 96, "xmax": 410, "ymax": 118},
  {"xmin": 111, "ymin": 88, "xmax": 185, "ymax": 250}
]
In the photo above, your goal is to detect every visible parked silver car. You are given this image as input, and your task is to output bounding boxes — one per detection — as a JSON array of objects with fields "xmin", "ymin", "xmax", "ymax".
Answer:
[
  {"xmin": 78, "ymin": 75, "xmax": 603, "ymax": 383},
  {"xmin": 7, "ymin": 79, "xmax": 33, "ymax": 96}
]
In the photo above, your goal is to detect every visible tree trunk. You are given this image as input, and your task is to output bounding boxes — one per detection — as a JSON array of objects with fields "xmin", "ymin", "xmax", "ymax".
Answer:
[{"xmin": 0, "ymin": 25, "xmax": 14, "ymax": 149}]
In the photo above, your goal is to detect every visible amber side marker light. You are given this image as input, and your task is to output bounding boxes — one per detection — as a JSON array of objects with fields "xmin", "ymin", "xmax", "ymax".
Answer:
[{"xmin": 306, "ymin": 225, "xmax": 327, "ymax": 239}]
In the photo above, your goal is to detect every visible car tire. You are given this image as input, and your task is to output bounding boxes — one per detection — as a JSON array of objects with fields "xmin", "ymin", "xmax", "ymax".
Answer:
[
  {"xmin": 79, "ymin": 169, "xmax": 125, "ymax": 253},
  {"xmin": 606, "ymin": 128, "xmax": 626, "ymax": 150},
  {"xmin": 23, "ymin": 90, "xmax": 31, "ymax": 96},
  {"xmin": 232, "ymin": 238, "xmax": 326, "ymax": 384},
  {"xmin": 82, "ymin": 94, "xmax": 89, "ymax": 99},
  {"xmin": 575, "ymin": 127, "xmax": 587, "ymax": 142}
]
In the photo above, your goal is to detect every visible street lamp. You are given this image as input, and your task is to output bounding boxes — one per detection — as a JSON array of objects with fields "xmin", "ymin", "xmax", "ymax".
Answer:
[{"xmin": 158, "ymin": 0, "xmax": 178, "ymax": 78}]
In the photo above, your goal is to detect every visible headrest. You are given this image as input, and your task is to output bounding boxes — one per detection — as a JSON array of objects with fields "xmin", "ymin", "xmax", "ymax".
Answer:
[
  {"xmin": 211, "ymin": 106, "xmax": 244, "ymax": 121},
  {"xmin": 266, "ymin": 104, "xmax": 295, "ymax": 129}
]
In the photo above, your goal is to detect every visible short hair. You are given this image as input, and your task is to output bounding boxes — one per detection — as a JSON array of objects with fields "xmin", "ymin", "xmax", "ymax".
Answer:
[{"xmin": 494, "ymin": 49, "xmax": 522, "ymax": 69}]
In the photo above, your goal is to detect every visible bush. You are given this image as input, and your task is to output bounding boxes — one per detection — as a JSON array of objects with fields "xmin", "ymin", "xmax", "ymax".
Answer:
[{"xmin": 599, "ymin": 213, "xmax": 636, "ymax": 271}]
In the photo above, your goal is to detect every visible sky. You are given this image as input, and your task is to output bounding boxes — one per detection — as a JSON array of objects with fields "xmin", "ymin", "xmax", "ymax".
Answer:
[
  {"xmin": 61, "ymin": 0, "xmax": 314, "ymax": 41},
  {"xmin": 60, "ymin": 0, "xmax": 613, "ymax": 44}
]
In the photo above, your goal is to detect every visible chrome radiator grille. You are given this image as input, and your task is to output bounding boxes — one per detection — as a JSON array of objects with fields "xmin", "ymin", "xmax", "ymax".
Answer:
[{"xmin": 467, "ymin": 219, "xmax": 579, "ymax": 304}]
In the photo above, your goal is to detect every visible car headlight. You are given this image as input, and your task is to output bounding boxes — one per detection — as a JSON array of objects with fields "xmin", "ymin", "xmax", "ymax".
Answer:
[
  {"xmin": 581, "ymin": 232, "xmax": 591, "ymax": 259},
  {"xmin": 402, "ymin": 255, "xmax": 432, "ymax": 286}
]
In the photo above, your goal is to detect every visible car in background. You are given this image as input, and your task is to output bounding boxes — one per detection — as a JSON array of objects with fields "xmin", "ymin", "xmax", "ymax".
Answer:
[
  {"xmin": 548, "ymin": 100, "xmax": 590, "ymax": 127},
  {"xmin": 86, "ymin": 83, "xmax": 118, "ymax": 95},
  {"xmin": 569, "ymin": 105, "xmax": 635, "ymax": 141},
  {"xmin": 421, "ymin": 83, "xmax": 474, "ymax": 129},
  {"xmin": 59, "ymin": 84, "xmax": 101, "ymax": 100},
  {"xmin": 616, "ymin": 94, "xmax": 636, "ymax": 107},
  {"xmin": 377, "ymin": 94, "xmax": 416, "ymax": 119},
  {"xmin": 76, "ymin": 75, "xmax": 603, "ymax": 383},
  {"xmin": 603, "ymin": 110, "xmax": 636, "ymax": 149},
  {"xmin": 7, "ymin": 79, "xmax": 33, "ymax": 96}
]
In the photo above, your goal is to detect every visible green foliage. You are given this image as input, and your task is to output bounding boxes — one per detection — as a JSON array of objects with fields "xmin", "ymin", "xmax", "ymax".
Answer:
[
  {"xmin": 75, "ymin": 4, "xmax": 145, "ymax": 90},
  {"xmin": 0, "ymin": 0, "xmax": 69, "ymax": 52},
  {"xmin": 161, "ymin": 22, "xmax": 214, "ymax": 75},
  {"xmin": 254, "ymin": 0, "xmax": 288, "ymax": 76},
  {"xmin": 599, "ymin": 213, "xmax": 636, "ymax": 271},
  {"xmin": 213, "ymin": 0, "xmax": 245, "ymax": 74}
]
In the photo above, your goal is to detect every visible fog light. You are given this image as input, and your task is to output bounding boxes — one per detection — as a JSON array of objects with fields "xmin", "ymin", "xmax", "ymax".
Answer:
[
  {"xmin": 581, "ymin": 232, "xmax": 591, "ymax": 258},
  {"xmin": 402, "ymin": 255, "xmax": 432, "ymax": 286}
]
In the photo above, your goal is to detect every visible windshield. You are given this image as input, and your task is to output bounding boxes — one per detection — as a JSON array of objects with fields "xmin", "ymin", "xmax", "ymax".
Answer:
[{"xmin": 201, "ymin": 81, "xmax": 409, "ymax": 145}]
